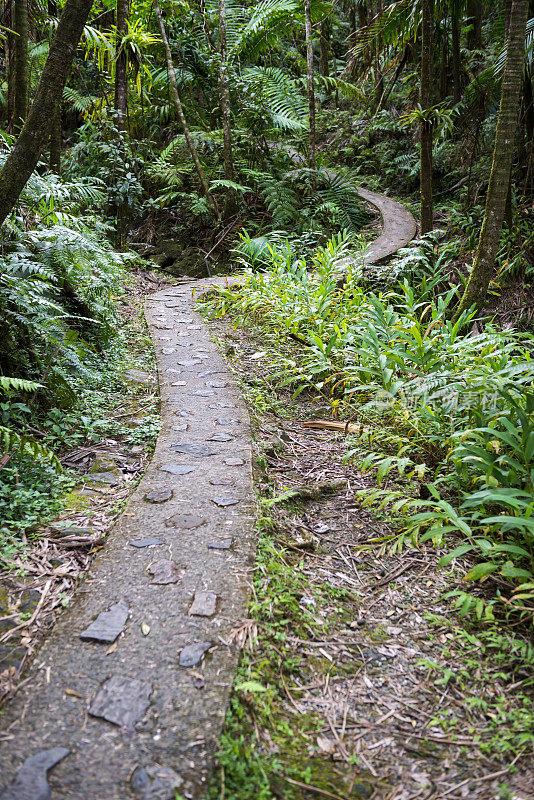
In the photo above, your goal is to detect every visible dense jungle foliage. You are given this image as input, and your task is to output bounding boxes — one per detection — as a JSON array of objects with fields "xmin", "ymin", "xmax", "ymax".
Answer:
[{"xmin": 0, "ymin": 0, "xmax": 533, "ymax": 712}]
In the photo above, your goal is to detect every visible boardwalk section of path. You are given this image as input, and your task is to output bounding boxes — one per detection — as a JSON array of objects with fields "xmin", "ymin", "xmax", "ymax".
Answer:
[{"xmin": 0, "ymin": 278, "xmax": 255, "ymax": 800}]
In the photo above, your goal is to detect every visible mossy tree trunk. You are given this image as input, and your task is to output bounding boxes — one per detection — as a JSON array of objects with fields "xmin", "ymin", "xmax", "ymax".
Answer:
[
  {"xmin": 49, "ymin": 104, "xmax": 62, "ymax": 173},
  {"xmin": 450, "ymin": 1, "xmax": 461, "ymax": 103},
  {"xmin": 0, "ymin": 0, "xmax": 95, "ymax": 228},
  {"xmin": 320, "ymin": 18, "xmax": 330, "ymax": 77},
  {"xmin": 114, "ymin": 0, "xmax": 129, "ymax": 132},
  {"xmin": 304, "ymin": 0, "xmax": 316, "ymax": 186},
  {"xmin": 454, "ymin": 0, "xmax": 529, "ymax": 319},
  {"xmin": 13, "ymin": 0, "xmax": 29, "ymax": 130},
  {"xmin": 466, "ymin": 0, "xmax": 482, "ymax": 50},
  {"xmin": 218, "ymin": 0, "xmax": 234, "ymax": 182},
  {"xmin": 153, "ymin": 0, "xmax": 219, "ymax": 219},
  {"xmin": 420, "ymin": 0, "xmax": 434, "ymax": 234}
]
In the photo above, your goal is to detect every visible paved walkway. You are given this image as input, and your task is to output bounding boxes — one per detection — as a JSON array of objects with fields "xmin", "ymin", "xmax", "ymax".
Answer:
[
  {"xmin": 0, "ymin": 279, "xmax": 254, "ymax": 800},
  {"xmin": 354, "ymin": 186, "xmax": 416, "ymax": 265},
  {"xmin": 0, "ymin": 185, "xmax": 416, "ymax": 800}
]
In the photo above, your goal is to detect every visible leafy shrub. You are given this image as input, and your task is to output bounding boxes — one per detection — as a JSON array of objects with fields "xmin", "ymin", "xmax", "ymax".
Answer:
[{"xmin": 202, "ymin": 233, "xmax": 534, "ymax": 614}]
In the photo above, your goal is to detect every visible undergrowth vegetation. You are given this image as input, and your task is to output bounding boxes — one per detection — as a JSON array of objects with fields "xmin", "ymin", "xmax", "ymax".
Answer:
[
  {"xmin": 0, "ymin": 149, "xmax": 156, "ymax": 556},
  {"xmin": 202, "ymin": 232, "xmax": 534, "ymax": 627}
]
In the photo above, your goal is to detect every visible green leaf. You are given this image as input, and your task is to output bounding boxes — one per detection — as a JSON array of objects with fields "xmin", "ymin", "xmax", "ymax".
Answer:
[
  {"xmin": 438, "ymin": 543, "xmax": 474, "ymax": 567},
  {"xmin": 463, "ymin": 562, "xmax": 499, "ymax": 581},
  {"xmin": 235, "ymin": 680, "xmax": 268, "ymax": 693}
]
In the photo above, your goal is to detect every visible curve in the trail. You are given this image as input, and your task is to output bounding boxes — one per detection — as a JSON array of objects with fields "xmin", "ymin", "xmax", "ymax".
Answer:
[
  {"xmin": 282, "ymin": 146, "xmax": 417, "ymax": 266},
  {"xmin": 353, "ymin": 186, "xmax": 417, "ymax": 265},
  {"xmin": 0, "ymin": 278, "xmax": 255, "ymax": 800}
]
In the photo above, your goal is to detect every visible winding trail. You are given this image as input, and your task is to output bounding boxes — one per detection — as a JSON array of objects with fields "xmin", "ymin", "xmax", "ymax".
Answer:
[
  {"xmin": 352, "ymin": 186, "xmax": 417, "ymax": 265},
  {"xmin": 0, "ymin": 187, "xmax": 416, "ymax": 800},
  {"xmin": 0, "ymin": 279, "xmax": 255, "ymax": 800}
]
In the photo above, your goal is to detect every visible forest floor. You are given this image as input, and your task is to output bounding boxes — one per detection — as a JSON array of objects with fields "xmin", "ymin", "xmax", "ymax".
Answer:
[{"xmin": 203, "ymin": 312, "xmax": 534, "ymax": 800}]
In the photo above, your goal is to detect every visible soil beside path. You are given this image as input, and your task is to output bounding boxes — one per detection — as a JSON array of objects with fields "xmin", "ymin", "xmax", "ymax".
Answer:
[{"xmin": 0, "ymin": 278, "xmax": 256, "ymax": 800}]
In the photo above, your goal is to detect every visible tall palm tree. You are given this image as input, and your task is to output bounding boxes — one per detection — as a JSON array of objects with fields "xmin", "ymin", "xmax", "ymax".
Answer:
[
  {"xmin": 454, "ymin": 0, "xmax": 529, "ymax": 318},
  {"xmin": 304, "ymin": 0, "xmax": 316, "ymax": 185},
  {"xmin": 420, "ymin": 0, "xmax": 434, "ymax": 233}
]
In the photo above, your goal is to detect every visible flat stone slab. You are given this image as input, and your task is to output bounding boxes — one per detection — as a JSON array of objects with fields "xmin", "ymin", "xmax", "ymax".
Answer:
[
  {"xmin": 211, "ymin": 497, "xmax": 239, "ymax": 507},
  {"xmin": 148, "ymin": 560, "xmax": 185, "ymax": 585},
  {"xmin": 129, "ymin": 538, "xmax": 164, "ymax": 548},
  {"xmin": 0, "ymin": 747, "xmax": 69, "ymax": 800},
  {"xmin": 208, "ymin": 433, "xmax": 234, "ymax": 442},
  {"xmin": 144, "ymin": 488, "xmax": 173, "ymax": 503},
  {"xmin": 179, "ymin": 641, "xmax": 212, "ymax": 668},
  {"xmin": 208, "ymin": 538, "xmax": 233, "ymax": 550},
  {"xmin": 158, "ymin": 464, "xmax": 197, "ymax": 475},
  {"xmin": 165, "ymin": 513, "xmax": 206, "ymax": 530},
  {"xmin": 0, "ymin": 277, "xmax": 255, "ymax": 800},
  {"xmin": 88, "ymin": 676, "xmax": 152, "ymax": 729},
  {"xmin": 189, "ymin": 591, "xmax": 218, "ymax": 617},
  {"xmin": 80, "ymin": 601, "xmax": 129, "ymax": 643},
  {"xmin": 131, "ymin": 765, "xmax": 183, "ymax": 799},
  {"xmin": 169, "ymin": 442, "xmax": 217, "ymax": 457}
]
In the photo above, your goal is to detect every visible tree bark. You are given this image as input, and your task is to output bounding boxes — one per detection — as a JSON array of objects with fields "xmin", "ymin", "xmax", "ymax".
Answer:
[
  {"xmin": 451, "ymin": 2, "xmax": 461, "ymax": 103},
  {"xmin": 466, "ymin": 0, "xmax": 482, "ymax": 49},
  {"xmin": 0, "ymin": 0, "xmax": 95, "ymax": 229},
  {"xmin": 114, "ymin": 0, "xmax": 129, "ymax": 132},
  {"xmin": 153, "ymin": 0, "xmax": 219, "ymax": 219},
  {"xmin": 13, "ymin": 0, "xmax": 29, "ymax": 129},
  {"xmin": 5, "ymin": 0, "xmax": 16, "ymax": 130},
  {"xmin": 454, "ymin": 0, "xmax": 529, "ymax": 319},
  {"xmin": 218, "ymin": 0, "xmax": 234, "ymax": 182},
  {"xmin": 420, "ymin": 0, "xmax": 434, "ymax": 234},
  {"xmin": 49, "ymin": 103, "xmax": 62, "ymax": 173},
  {"xmin": 304, "ymin": 0, "xmax": 316, "ymax": 184},
  {"xmin": 319, "ymin": 19, "xmax": 330, "ymax": 77}
]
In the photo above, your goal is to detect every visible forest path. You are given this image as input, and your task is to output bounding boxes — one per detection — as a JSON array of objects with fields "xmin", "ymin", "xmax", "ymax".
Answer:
[
  {"xmin": 351, "ymin": 185, "xmax": 417, "ymax": 265},
  {"xmin": 0, "ymin": 180, "xmax": 416, "ymax": 800},
  {"xmin": 0, "ymin": 278, "xmax": 256, "ymax": 800},
  {"xmin": 282, "ymin": 146, "xmax": 417, "ymax": 264}
]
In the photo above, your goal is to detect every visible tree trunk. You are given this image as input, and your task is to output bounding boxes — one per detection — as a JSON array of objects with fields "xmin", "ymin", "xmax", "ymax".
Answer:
[
  {"xmin": 347, "ymin": 3, "xmax": 356, "ymax": 45},
  {"xmin": 49, "ymin": 103, "xmax": 62, "ymax": 173},
  {"xmin": 5, "ymin": 0, "xmax": 16, "ymax": 131},
  {"xmin": 13, "ymin": 0, "xmax": 29, "ymax": 129},
  {"xmin": 320, "ymin": 19, "xmax": 330, "ymax": 77},
  {"xmin": 451, "ymin": 2, "xmax": 461, "ymax": 103},
  {"xmin": 466, "ymin": 0, "xmax": 482, "ymax": 49},
  {"xmin": 304, "ymin": 0, "xmax": 316, "ymax": 184},
  {"xmin": 420, "ymin": 0, "xmax": 434, "ymax": 234},
  {"xmin": 454, "ymin": 0, "xmax": 529, "ymax": 319},
  {"xmin": 358, "ymin": 1, "xmax": 368, "ymax": 28},
  {"xmin": 114, "ymin": 0, "xmax": 129, "ymax": 132},
  {"xmin": 439, "ymin": 20, "xmax": 448, "ymax": 100},
  {"xmin": 0, "ymin": 0, "xmax": 95, "ymax": 228},
  {"xmin": 218, "ymin": 0, "xmax": 234, "ymax": 182},
  {"xmin": 153, "ymin": 0, "xmax": 219, "ymax": 219}
]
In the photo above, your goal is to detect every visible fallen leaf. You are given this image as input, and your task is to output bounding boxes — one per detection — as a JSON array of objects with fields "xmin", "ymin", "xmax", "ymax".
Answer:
[
  {"xmin": 65, "ymin": 688, "xmax": 84, "ymax": 698},
  {"xmin": 300, "ymin": 419, "xmax": 359, "ymax": 434}
]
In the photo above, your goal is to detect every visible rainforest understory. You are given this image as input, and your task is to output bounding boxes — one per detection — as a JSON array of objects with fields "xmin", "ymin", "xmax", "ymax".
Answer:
[{"xmin": 0, "ymin": 0, "xmax": 533, "ymax": 798}]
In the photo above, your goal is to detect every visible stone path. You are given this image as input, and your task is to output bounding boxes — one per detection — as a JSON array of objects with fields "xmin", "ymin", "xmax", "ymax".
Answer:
[
  {"xmin": 279, "ymin": 145, "xmax": 416, "ymax": 267},
  {"xmin": 353, "ymin": 185, "xmax": 417, "ymax": 265},
  {"xmin": 0, "ymin": 175, "xmax": 416, "ymax": 799},
  {"xmin": 0, "ymin": 278, "xmax": 255, "ymax": 800}
]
